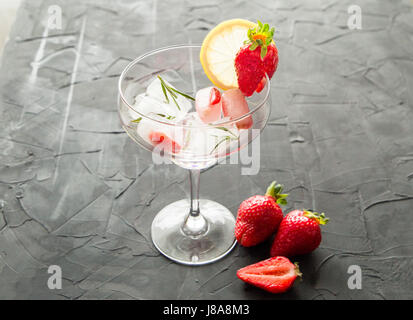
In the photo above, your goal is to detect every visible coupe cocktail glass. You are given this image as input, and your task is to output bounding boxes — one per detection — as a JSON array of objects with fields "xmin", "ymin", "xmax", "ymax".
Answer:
[{"xmin": 118, "ymin": 45, "xmax": 271, "ymax": 265}]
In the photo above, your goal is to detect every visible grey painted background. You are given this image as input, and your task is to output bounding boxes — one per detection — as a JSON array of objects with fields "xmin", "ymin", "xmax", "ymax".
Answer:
[{"xmin": 0, "ymin": 0, "xmax": 413, "ymax": 299}]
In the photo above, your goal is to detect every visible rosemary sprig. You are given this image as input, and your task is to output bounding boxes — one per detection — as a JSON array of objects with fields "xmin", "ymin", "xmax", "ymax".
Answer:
[
  {"xmin": 160, "ymin": 81, "xmax": 169, "ymax": 104},
  {"xmin": 132, "ymin": 113, "xmax": 176, "ymax": 124},
  {"xmin": 159, "ymin": 76, "xmax": 180, "ymax": 110},
  {"xmin": 168, "ymin": 86, "xmax": 196, "ymax": 101},
  {"xmin": 210, "ymin": 135, "xmax": 238, "ymax": 154},
  {"xmin": 131, "ymin": 112, "xmax": 176, "ymax": 125},
  {"xmin": 157, "ymin": 76, "xmax": 195, "ymax": 111},
  {"xmin": 155, "ymin": 113, "xmax": 176, "ymax": 120},
  {"xmin": 210, "ymin": 136, "xmax": 231, "ymax": 154},
  {"xmin": 214, "ymin": 126, "xmax": 238, "ymax": 139}
]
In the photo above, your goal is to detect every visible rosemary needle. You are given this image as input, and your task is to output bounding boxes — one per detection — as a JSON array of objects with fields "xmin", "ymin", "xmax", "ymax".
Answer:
[{"xmin": 157, "ymin": 76, "xmax": 195, "ymax": 111}]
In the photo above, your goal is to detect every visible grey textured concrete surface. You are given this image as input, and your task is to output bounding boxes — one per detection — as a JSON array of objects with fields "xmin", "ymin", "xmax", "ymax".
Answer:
[{"xmin": 0, "ymin": 0, "xmax": 413, "ymax": 300}]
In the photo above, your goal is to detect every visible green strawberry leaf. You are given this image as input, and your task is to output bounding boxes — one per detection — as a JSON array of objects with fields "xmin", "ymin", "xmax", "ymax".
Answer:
[
  {"xmin": 303, "ymin": 210, "xmax": 330, "ymax": 225},
  {"xmin": 250, "ymin": 42, "xmax": 259, "ymax": 51},
  {"xmin": 244, "ymin": 20, "xmax": 276, "ymax": 60},
  {"xmin": 265, "ymin": 181, "xmax": 288, "ymax": 205}
]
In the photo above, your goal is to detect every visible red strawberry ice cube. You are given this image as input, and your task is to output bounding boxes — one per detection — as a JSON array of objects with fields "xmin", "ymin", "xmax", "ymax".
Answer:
[
  {"xmin": 148, "ymin": 131, "xmax": 181, "ymax": 154},
  {"xmin": 195, "ymin": 87, "xmax": 222, "ymax": 123},
  {"xmin": 222, "ymin": 88, "xmax": 253, "ymax": 130}
]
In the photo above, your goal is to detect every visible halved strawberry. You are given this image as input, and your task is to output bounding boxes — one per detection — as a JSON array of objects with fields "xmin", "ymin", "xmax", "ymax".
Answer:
[{"xmin": 237, "ymin": 256, "xmax": 301, "ymax": 294}]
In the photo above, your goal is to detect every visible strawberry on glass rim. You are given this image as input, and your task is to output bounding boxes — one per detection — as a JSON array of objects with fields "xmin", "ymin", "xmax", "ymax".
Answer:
[
  {"xmin": 200, "ymin": 19, "xmax": 256, "ymax": 91},
  {"xmin": 200, "ymin": 19, "xmax": 278, "ymax": 96},
  {"xmin": 235, "ymin": 21, "xmax": 278, "ymax": 96}
]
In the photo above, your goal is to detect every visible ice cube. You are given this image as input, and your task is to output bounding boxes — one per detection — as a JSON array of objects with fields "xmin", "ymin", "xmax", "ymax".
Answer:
[
  {"xmin": 222, "ymin": 88, "xmax": 253, "ymax": 129},
  {"xmin": 137, "ymin": 115, "xmax": 185, "ymax": 154},
  {"xmin": 128, "ymin": 94, "xmax": 145, "ymax": 120},
  {"xmin": 180, "ymin": 112, "xmax": 239, "ymax": 156},
  {"xmin": 130, "ymin": 94, "xmax": 184, "ymax": 121},
  {"xmin": 195, "ymin": 87, "xmax": 222, "ymax": 123}
]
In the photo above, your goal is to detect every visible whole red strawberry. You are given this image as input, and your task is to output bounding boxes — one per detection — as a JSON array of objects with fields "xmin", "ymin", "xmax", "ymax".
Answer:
[
  {"xmin": 235, "ymin": 181, "xmax": 288, "ymax": 247},
  {"xmin": 237, "ymin": 256, "xmax": 301, "ymax": 294},
  {"xmin": 235, "ymin": 21, "xmax": 279, "ymax": 96},
  {"xmin": 270, "ymin": 210, "xmax": 329, "ymax": 257}
]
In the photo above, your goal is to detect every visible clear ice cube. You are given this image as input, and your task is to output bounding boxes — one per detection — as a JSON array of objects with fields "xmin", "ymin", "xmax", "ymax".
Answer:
[{"xmin": 180, "ymin": 112, "xmax": 240, "ymax": 156}]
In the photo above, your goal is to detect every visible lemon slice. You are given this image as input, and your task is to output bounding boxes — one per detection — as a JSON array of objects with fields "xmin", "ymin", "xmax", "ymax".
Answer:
[{"xmin": 200, "ymin": 19, "xmax": 256, "ymax": 90}]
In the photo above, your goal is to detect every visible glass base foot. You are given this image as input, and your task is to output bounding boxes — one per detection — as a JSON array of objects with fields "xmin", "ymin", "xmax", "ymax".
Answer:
[{"xmin": 151, "ymin": 199, "xmax": 237, "ymax": 266}]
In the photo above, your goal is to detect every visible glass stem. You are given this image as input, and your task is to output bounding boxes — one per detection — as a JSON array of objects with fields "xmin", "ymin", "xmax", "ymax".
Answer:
[
  {"xmin": 182, "ymin": 169, "xmax": 208, "ymax": 237},
  {"xmin": 189, "ymin": 169, "xmax": 201, "ymax": 216}
]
